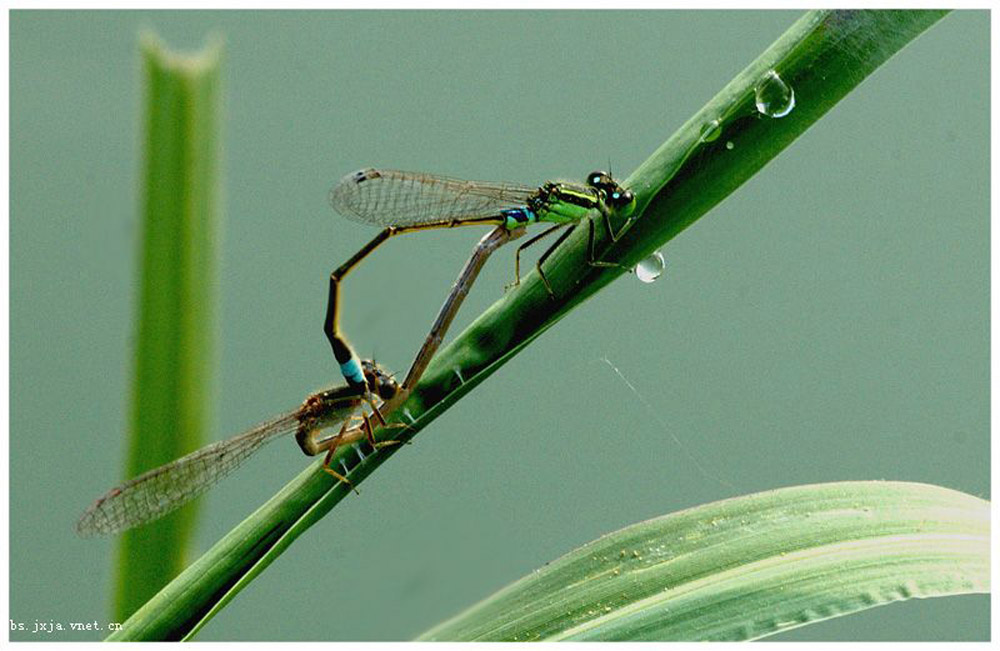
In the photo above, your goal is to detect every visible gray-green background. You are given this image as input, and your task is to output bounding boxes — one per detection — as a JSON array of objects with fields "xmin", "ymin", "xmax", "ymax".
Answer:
[{"xmin": 10, "ymin": 10, "xmax": 989, "ymax": 642}]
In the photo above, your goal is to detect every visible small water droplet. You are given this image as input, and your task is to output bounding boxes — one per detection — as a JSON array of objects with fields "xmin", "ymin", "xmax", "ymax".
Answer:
[
  {"xmin": 699, "ymin": 118, "xmax": 722, "ymax": 143},
  {"xmin": 755, "ymin": 70, "xmax": 795, "ymax": 118},
  {"xmin": 725, "ymin": 140, "xmax": 735, "ymax": 150},
  {"xmin": 634, "ymin": 251, "xmax": 665, "ymax": 283}
]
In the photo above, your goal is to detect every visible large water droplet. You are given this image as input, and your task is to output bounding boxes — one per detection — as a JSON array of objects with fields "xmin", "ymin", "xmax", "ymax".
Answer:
[
  {"xmin": 635, "ymin": 251, "xmax": 665, "ymax": 283},
  {"xmin": 754, "ymin": 70, "xmax": 795, "ymax": 118},
  {"xmin": 699, "ymin": 119, "xmax": 722, "ymax": 143}
]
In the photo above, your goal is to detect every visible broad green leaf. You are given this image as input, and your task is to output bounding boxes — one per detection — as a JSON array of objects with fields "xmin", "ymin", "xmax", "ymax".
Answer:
[{"xmin": 419, "ymin": 481, "xmax": 989, "ymax": 641}]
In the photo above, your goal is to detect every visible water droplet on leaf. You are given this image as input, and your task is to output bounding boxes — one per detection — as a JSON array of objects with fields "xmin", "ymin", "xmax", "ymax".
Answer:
[
  {"xmin": 699, "ymin": 119, "xmax": 722, "ymax": 143},
  {"xmin": 755, "ymin": 70, "xmax": 795, "ymax": 118},
  {"xmin": 635, "ymin": 251, "xmax": 665, "ymax": 283}
]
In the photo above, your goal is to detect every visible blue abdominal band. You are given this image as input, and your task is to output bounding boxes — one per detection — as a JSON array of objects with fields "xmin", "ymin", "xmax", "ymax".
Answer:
[{"xmin": 340, "ymin": 356, "xmax": 365, "ymax": 386}]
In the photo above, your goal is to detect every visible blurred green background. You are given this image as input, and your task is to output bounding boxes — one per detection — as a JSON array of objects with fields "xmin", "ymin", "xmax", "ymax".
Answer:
[{"xmin": 9, "ymin": 10, "xmax": 988, "ymax": 641}]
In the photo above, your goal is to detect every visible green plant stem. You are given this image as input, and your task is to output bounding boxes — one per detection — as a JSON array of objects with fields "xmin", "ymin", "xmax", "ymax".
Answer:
[
  {"xmin": 109, "ymin": 10, "xmax": 950, "ymax": 640},
  {"xmin": 115, "ymin": 33, "xmax": 222, "ymax": 621}
]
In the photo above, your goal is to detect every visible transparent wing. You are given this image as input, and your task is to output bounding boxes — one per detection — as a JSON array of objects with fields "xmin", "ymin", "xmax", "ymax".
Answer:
[
  {"xmin": 76, "ymin": 410, "xmax": 305, "ymax": 537},
  {"xmin": 329, "ymin": 168, "xmax": 539, "ymax": 227}
]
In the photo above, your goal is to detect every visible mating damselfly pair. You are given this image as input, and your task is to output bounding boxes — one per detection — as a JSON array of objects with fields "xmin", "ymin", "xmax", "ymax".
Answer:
[{"xmin": 77, "ymin": 167, "xmax": 636, "ymax": 537}]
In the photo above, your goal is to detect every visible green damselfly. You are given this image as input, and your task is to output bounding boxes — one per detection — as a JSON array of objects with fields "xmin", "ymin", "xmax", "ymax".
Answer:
[
  {"xmin": 330, "ymin": 167, "xmax": 636, "ymax": 292},
  {"xmin": 324, "ymin": 168, "xmax": 635, "ymax": 392}
]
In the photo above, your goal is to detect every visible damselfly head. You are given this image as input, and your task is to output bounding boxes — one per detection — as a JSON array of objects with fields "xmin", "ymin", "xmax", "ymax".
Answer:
[
  {"xmin": 607, "ymin": 187, "xmax": 636, "ymax": 212},
  {"xmin": 587, "ymin": 171, "xmax": 636, "ymax": 214},
  {"xmin": 362, "ymin": 359, "xmax": 400, "ymax": 401}
]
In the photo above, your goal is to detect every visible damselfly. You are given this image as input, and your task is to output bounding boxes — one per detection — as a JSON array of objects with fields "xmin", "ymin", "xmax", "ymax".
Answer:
[
  {"xmin": 330, "ymin": 168, "xmax": 635, "ymax": 293},
  {"xmin": 75, "ymin": 360, "xmax": 398, "ymax": 537},
  {"xmin": 323, "ymin": 169, "xmax": 635, "ymax": 393},
  {"xmin": 77, "ymin": 227, "xmax": 520, "ymax": 537}
]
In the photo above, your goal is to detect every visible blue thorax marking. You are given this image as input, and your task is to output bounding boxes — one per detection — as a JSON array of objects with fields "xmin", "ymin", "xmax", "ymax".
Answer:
[{"xmin": 501, "ymin": 207, "xmax": 537, "ymax": 230}]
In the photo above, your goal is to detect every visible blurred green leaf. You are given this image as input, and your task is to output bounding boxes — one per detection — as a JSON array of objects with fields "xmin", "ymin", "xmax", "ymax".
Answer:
[{"xmin": 115, "ymin": 33, "xmax": 223, "ymax": 620}]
